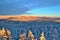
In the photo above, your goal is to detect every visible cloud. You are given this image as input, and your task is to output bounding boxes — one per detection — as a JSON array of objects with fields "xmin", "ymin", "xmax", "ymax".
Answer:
[{"xmin": 0, "ymin": 0, "xmax": 60, "ymax": 15}]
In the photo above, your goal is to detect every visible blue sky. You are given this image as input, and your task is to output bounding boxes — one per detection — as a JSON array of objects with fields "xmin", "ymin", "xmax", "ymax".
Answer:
[
  {"xmin": 0, "ymin": 0, "xmax": 60, "ymax": 17},
  {"xmin": 26, "ymin": 6, "xmax": 60, "ymax": 17}
]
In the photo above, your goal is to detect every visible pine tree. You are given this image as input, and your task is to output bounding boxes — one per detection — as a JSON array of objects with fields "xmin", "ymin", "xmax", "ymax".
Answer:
[
  {"xmin": 40, "ymin": 32, "xmax": 46, "ymax": 40},
  {"xmin": 28, "ymin": 30, "xmax": 35, "ymax": 40},
  {"xmin": 20, "ymin": 33, "xmax": 26, "ymax": 40}
]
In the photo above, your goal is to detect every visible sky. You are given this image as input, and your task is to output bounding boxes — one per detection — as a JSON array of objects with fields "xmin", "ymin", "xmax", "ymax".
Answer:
[
  {"xmin": 0, "ymin": 0, "xmax": 60, "ymax": 17},
  {"xmin": 26, "ymin": 6, "xmax": 60, "ymax": 17}
]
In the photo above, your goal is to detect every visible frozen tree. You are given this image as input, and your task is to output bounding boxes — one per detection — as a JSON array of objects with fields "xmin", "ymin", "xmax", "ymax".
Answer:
[{"xmin": 40, "ymin": 32, "xmax": 46, "ymax": 40}]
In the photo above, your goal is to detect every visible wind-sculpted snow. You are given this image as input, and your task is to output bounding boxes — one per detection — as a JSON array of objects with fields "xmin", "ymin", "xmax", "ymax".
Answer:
[{"xmin": 0, "ymin": 19, "xmax": 60, "ymax": 40}]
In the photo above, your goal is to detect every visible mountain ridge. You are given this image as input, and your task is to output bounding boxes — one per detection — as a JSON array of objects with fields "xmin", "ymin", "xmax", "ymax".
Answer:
[{"xmin": 0, "ymin": 16, "xmax": 60, "ymax": 22}]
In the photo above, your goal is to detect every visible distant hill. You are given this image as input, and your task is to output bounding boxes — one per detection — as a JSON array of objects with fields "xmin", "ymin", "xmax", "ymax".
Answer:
[
  {"xmin": 0, "ymin": 16, "xmax": 60, "ymax": 22},
  {"xmin": 0, "ymin": 16, "xmax": 11, "ymax": 19},
  {"xmin": 8, "ymin": 16, "xmax": 40, "ymax": 21}
]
